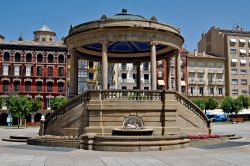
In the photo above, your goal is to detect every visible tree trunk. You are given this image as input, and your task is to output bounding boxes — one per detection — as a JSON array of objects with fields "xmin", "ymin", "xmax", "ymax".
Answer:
[{"xmin": 18, "ymin": 116, "xmax": 20, "ymax": 129}]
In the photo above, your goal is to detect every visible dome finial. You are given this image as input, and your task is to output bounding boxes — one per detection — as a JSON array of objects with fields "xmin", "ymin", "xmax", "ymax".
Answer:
[{"xmin": 122, "ymin": 9, "xmax": 127, "ymax": 14}]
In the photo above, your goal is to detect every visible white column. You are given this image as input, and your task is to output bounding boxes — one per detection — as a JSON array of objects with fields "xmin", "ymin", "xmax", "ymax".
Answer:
[
  {"xmin": 102, "ymin": 41, "xmax": 108, "ymax": 90},
  {"xmin": 150, "ymin": 42, "xmax": 157, "ymax": 90},
  {"xmin": 167, "ymin": 57, "xmax": 172, "ymax": 90},
  {"xmin": 175, "ymin": 52, "xmax": 181, "ymax": 93}
]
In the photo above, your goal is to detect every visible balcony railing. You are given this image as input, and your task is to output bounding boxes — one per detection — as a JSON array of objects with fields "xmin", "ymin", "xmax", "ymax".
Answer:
[
  {"xmin": 188, "ymin": 68, "xmax": 196, "ymax": 73},
  {"xmin": 208, "ymin": 69, "xmax": 215, "ymax": 73},
  {"xmin": 197, "ymin": 79, "xmax": 205, "ymax": 84},
  {"xmin": 197, "ymin": 68, "xmax": 205, "ymax": 73},
  {"xmin": 188, "ymin": 78, "xmax": 196, "ymax": 84}
]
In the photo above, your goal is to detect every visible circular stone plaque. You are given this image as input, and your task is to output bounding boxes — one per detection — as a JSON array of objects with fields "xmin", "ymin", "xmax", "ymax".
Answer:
[{"xmin": 123, "ymin": 115, "xmax": 144, "ymax": 129}]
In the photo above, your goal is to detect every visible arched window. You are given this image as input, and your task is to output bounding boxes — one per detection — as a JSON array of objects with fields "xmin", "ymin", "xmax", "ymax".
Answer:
[
  {"xmin": 26, "ymin": 53, "xmax": 32, "ymax": 62},
  {"xmin": 3, "ymin": 52, "xmax": 10, "ymax": 61},
  {"xmin": 15, "ymin": 52, "xmax": 21, "ymax": 62},
  {"xmin": 58, "ymin": 54, "xmax": 64, "ymax": 63},
  {"xmin": 48, "ymin": 54, "xmax": 54, "ymax": 63},
  {"xmin": 37, "ymin": 53, "xmax": 43, "ymax": 62}
]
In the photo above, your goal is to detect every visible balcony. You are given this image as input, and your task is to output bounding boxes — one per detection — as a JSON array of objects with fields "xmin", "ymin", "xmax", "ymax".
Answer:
[
  {"xmin": 197, "ymin": 68, "xmax": 205, "ymax": 73},
  {"xmin": 188, "ymin": 78, "xmax": 196, "ymax": 85},
  {"xmin": 197, "ymin": 78, "xmax": 205, "ymax": 85},
  {"xmin": 188, "ymin": 68, "xmax": 196, "ymax": 73},
  {"xmin": 208, "ymin": 80, "xmax": 216, "ymax": 85},
  {"xmin": 216, "ymin": 69, "xmax": 224, "ymax": 74},
  {"xmin": 208, "ymin": 69, "xmax": 216, "ymax": 73},
  {"xmin": 216, "ymin": 79, "xmax": 224, "ymax": 85}
]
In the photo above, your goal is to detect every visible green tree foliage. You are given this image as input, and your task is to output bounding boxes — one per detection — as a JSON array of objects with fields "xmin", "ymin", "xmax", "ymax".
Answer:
[
  {"xmin": 192, "ymin": 99, "xmax": 205, "ymax": 110},
  {"xmin": 204, "ymin": 97, "xmax": 218, "ymax": 114},
  {"xmin": 221, "ymin": 96, "xmax": 243, "ymax": 115},
  {"xmin": 237, "ymin": 94, "xmax": 250, "ymax": 109},
  {"xmin": 50, "ymin": 97, "xmax": 67, "ymax": 111},
  {"xmin": 8, "ymin": 95, "xmax": 32, "ymax": 128},
  {"xmin": 31, "ymin": 99, "xmax": 42, "ymax": 112},
  {"xmin": 0, "ymin": 96, "xmax": 2, "ymax": 108}
]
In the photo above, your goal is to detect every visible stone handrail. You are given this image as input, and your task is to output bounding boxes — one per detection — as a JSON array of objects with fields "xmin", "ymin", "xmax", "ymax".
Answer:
[
  {"xmin": 100, "ymin": 89, "xmax": 163, "ymax": 101},
  {"xmin": 169, "ymin": 90, "xmax": 210, "ymax": 127},
  {"xmin": 44, "ymin": 92, "xmax": 89, "ymax": 131}
]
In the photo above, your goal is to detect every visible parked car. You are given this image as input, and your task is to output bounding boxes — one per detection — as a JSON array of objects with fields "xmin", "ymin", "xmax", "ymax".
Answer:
[{"xmin": 210, "ymin": 115, "xmax": 228, "ymax": 122}]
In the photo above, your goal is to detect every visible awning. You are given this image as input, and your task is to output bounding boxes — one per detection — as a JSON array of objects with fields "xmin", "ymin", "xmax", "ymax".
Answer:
[
  {"xmin": 240, "ymin": 59, "xmax": 247, "ymax": 64},
  {"xmin": 239, "ymin": 39, "xmax": 246, "ymax": 43},
  {"xmin": 181, "ymin": 81, "xmax": 186, "ymax": 86},
  {"xmin": 230, "ymin": 39, "xmax": 236, "ymax": 43},
  {"xmin": 158, "ymin": 80, "xmax": 165, "ymax": 86},
  {"xmin": 231, "ymin": 59, "xmax": 238, "ymax": 63},
  {"xmin": 239, "ymin": 49, "xmax": 246, "ymax": 54}
]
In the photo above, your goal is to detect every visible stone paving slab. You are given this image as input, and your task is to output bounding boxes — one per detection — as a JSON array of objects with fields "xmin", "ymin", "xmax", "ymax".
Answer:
[{"xmin": 1, "ymin": 123, "xmax": 250, "ymax": 166}]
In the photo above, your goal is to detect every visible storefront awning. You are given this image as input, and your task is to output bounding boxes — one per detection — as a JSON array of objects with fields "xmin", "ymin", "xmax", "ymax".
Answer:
[
  {"xmin": 231, "ymin": 59, "xmax": 238, "ymax": 63},
  {"xmin": 158, "ymin": 80, "xmax": 165, "ymax": 86},
  {"xmin": 230, "ymin": 39, "xmax": 236, "ymax": 43},
  {"xmin": 240, "ymin": 49, "xmax": 246, "ymax": 54}
]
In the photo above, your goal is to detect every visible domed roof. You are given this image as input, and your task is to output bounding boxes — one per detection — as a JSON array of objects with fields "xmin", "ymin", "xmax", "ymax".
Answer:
[
  {"xmin": 37, "ymin": 25, "xmax": 52, "ymax": 32},
  {"xmin": 109, "ymin": 9, "xmax": 146, "ymax": 21}
]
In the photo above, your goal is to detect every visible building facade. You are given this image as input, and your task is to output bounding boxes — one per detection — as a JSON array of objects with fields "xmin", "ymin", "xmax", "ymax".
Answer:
[
  {"xmin": 0, "ymin": 25, "xmax": 67, "ymax": 126},
  {"xmin": 198, "ymin": 26, "xmax": 250, "ymax": 96},
  {"xmin": 187, "ymin": 51, "xmax": 225, "ymax": 98}
]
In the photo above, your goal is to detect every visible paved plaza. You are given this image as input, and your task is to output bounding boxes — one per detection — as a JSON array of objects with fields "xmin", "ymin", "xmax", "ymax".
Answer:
[{"xmin": 1, "ymin": 123, "xmax": 250, "ymax": 166}]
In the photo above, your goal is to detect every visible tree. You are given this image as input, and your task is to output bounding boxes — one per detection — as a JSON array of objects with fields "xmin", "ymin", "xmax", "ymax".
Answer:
[
  {"xmin": 31, "ymin": 99, "xmax": 42, "ymax": 112},
  {"xmin": 192, "ymin": 99, "xmax": 205, "ymax": 110},
  {"xmin": 204, "ymin": 97, "xmax": 218, "ymax": 114},
  {"xmin": 237, "ymin": 94, "xmax": 250, "ymax": 109},
  {"xmin": 221, "ymin": 96, "xmax": 243, "ymax": 116},
  {"xmin": 50, "ymin": 97, "xmax": 67, "ymax": 111},
  {"xmin": 8, "ymin": 95, "xmax": 32, "ymax": 128}
]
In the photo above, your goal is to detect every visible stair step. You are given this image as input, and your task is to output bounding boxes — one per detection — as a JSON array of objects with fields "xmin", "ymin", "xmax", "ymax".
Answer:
[
  {"xmin": 10, "ymin": 135, "xmax": 30, "ymax": 140},
  {"xmin": 2, "ymin": 138, "xmax": 27, "ymax": 142}
]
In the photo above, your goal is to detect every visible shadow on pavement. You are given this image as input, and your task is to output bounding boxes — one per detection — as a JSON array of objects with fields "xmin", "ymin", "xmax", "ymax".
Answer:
[
  {"xmin": 199, "ymin": 141, "xmax": 250, "ymax": 150},
  {"xmin": 2, "ymin": 144, "xmax": 76, "ymax": 152}
]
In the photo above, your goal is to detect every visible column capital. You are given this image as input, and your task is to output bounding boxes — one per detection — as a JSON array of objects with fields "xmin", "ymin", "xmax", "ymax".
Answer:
[
  {"xmin": 99, "ymin": 40, "xmax": 109, "ymax": 45},
  {"xmin": 150, "ymin": 41, "xmax": 159, "ymax": 46}
]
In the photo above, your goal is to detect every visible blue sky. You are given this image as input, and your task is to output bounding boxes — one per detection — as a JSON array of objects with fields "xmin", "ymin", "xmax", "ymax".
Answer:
[{"xmin": 1, "ymin": 0, "xmax": 250, "ymax": 51}]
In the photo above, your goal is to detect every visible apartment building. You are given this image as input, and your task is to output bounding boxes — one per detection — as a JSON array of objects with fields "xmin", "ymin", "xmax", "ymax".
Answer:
[
  {"xmin": 0, "ymin": 25, "xmax": 67, "ymax": 125},
  {"xmin": 198, "ymin": 26, "xmax": 250, "ymax": 96},
  {"xmin": 187, "ymin": 51, "xmax": 225, "ymax": 98}
]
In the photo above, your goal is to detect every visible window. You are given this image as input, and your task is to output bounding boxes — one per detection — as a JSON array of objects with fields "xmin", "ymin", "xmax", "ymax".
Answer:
[
  {"xmin": 158, "ymin": 71, "xmax": 163, "ymax": 78},
  {"xmin": 121, "ymin": 63, "xmax": 126, "ymax": 70},
  {"xmin": 143, "ymin": 63, "xmax": 149, "ymax": 71},
  {"xmin": 14, "ymin": 81, "xmax": 20, "ymax": 92},
  {"xmin": 108, "ymin": 76, "xmax": 113, "ymax": 82},
  {"xmin": 45, "ymin": 98, "xmax": 51, "ymax": 109},
  {"xmin": 58, "ymin": 82, "xmax": 64, "ymax": 92},
  {"xmin": 36, "ymin": 81, "xmax": 42, "ymax": 92},
  {"xmin": 190, "ymin": 87, "xmax": 194, "ymax": 95},
  {"xmin": 88, "ymin": 72, "xmax": 94, "ymax": 80},
  {"xmin": 37, "ymin": 54, "xmax": 43, "ymax": 62},
  {"xmin": 47, "ymin": 82, "xmax": 53, "ymax": 92},
  {"xmin": 48, "ymin": 54, "xmax": 54, "ymax": 63},
  {"xmin": 144, "ymin": 87, "xmax": 149, "ymax": 90},
  {"xmin": 232, "ymin": 79, "xmax": 238, "ymax": 85},
  {"xmin": 3, "ymin": 52, "xmax": 10, "ymax": 61},
  {"xmin": 58, "ymin": 54, "xmax": 64, "ymax": 63},
  {"xmin": 48, "ymin": 67, "xmax": 53, "ymax": 76},
  {"xmin": 26, "ymin": 53, "xmax": 32, "ymax": 62},
  {"xmin": 210, "ymin": 88, "xmax": 214, "ymax": 95},
  {"xmin": 25, "ymin": 81, "xmax": 31, "ymax": 91},
  {"xmin": 78, "ymin": 70, "xmax": 85, "ymax": 78},
  {"xmin": 217, "ymin": 74, "xmax": 223, "ymax": 79},
  {"xmin": 3, "ymin": 81, "xmax": 9, "ymax": 92},
  {"xmin": 199, "ymin": 87, "xmax": 204, "ymax": 96},
  {"xmin": 231, "ymin": 68, "xmax": 237, "ymax": 75},
  {"xmin": 218, "ymin": 88, "xmax": 223, "ymax": 95},
  {"xmin": 240, "ymin": 69, "xmax": 247, "ymax": 75},
  {"xmin": 122, "ymin": 73, "xmax": 127, "ymax": 79},
  {"xmin": 3, "ymin": 65, "xmax": 9, "ymax": 76},
  {"xmin": 26, "ymin": 66, "xmax": 31, "ymax": 76},
  {"xmin": 14, "ymin": 66, "xmax": 20, "ymax": 76},
  {"xmin": 241, "ymin": 79, "xmax": 247, "ymax": 85},
  {"xmin": 89, "ymin": 61, "xmax": 93, "ymax": 68},
  {"xmin": 122, "ymin": 86, "xmax": 127, "ymax": 89},
  {"xmin": 241, "ymin": 90, "xmax": 248, "ymax": 94},
  {"xmin": 144, "ymin": 74, "xmax": 149, "ymax": 80},
  {"xmin": 37, "ymin": 66, "xmax": 42, "ymax": 76},
  {"xmin": 232, "ymin": 89, "xmax": 238, "ymax": 95},
  {"xmin": 58, "ymin": 67, "xmax": 64, "ymax": 77},
  {"xmin": 15, "ymin": 53, "xmax": 21, "ymax": 62},
  {"xmin": 133, "ymin": 74, "xmax": 136, "ymax": 80},
  {"xmin": 230, "ymin": 48, "xmax": 237, "ymax": 54}
]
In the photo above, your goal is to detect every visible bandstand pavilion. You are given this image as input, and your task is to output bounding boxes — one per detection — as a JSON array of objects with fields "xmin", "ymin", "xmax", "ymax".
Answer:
[{"xmin": 65, "ymin": 9, "xmax": 184, "ymax": 95}]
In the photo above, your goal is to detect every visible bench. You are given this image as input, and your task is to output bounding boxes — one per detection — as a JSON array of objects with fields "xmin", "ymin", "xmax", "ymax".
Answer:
[{"xmin": 232, "ymin": 118, "xmax": 244, "ymax": 123}]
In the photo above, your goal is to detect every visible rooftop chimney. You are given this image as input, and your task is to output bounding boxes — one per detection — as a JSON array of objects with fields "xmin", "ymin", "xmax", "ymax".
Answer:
[
  {"xmin": 194, "ymin": 49, "xmax": 198, "ymax": 56},
  {"xmin": 0, "ymin": 35, "xmax": 5, "ymax": 43}
]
